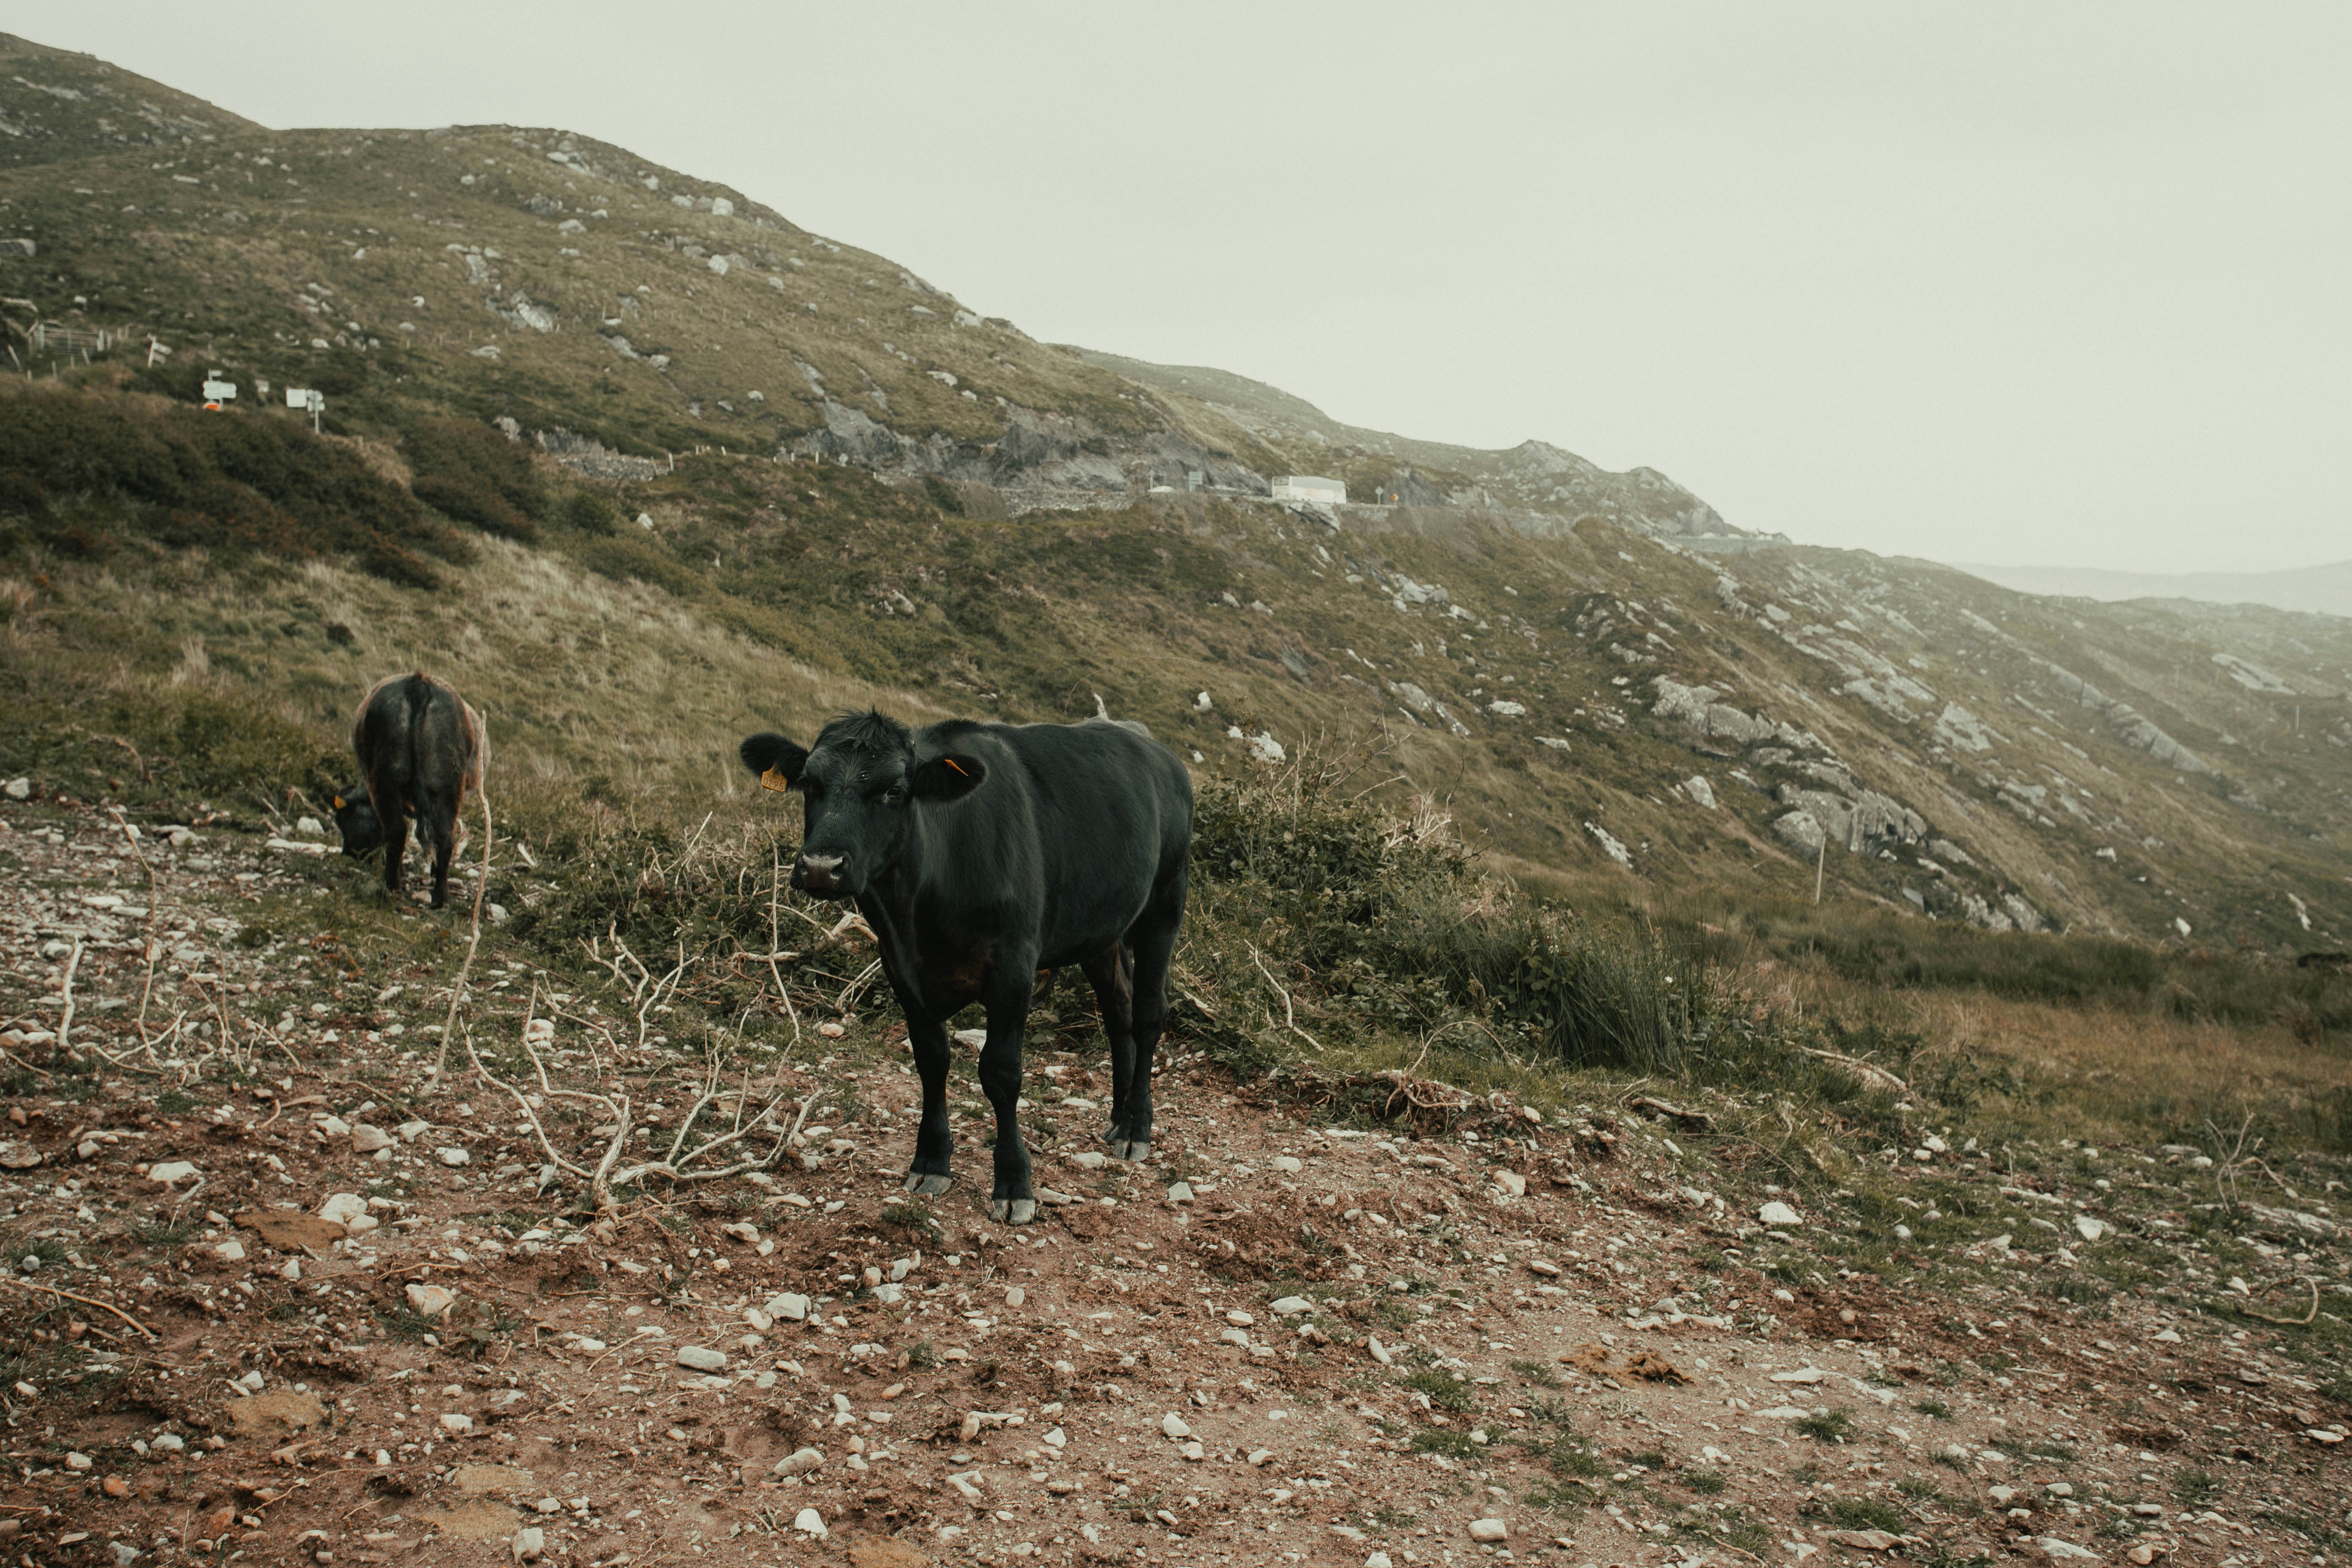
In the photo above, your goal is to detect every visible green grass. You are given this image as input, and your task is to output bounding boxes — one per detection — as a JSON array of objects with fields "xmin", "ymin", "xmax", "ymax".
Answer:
[
  {"xmin": 1400, "ymin": 1369, "xmax": 1475, "ymax": 1414},
  {"xmin": 1509, "ymin": 1359, "xmax": 1562, "ymax": 1389},
  {"xmin": 1410, "ymin": 1428, "xmax": 1480, "ymax": 1458},
  {"xmin": 1913, "ymin": 1398, "xmax": 1953, "ymax": 1420},
  {"xmin": 1793, "ymin": 1408, "xmax": 1856, "ymax": 1443},
  {"xmin": 1827, "ymin": 1497, "xmax": 1908, "ymax": 1534}
]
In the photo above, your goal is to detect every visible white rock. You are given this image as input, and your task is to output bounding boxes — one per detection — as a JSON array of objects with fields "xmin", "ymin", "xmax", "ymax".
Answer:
[
  {"xmin": 318, "ymin": 1193, "xmax": 368, "ymax": 1225},
  {"xmin": 1271, "ymin": 1155, "xmax": 1303, "ymax": 1173},
  {"xmin": 676, "ymin": 1345, "xmax": 728, "ymax": 1372},
  {"xmin": 2072, "ymin": 1216, "xmax": 2107, "ymax": 1242},
  {"xmin": 1270, "ymin": 1296, "xmax": 1313, "ymax": 1315},
  {"xmin": 440, "ymin": 1412, "xmax": 474, "ymax": 1433},
  {"xmin": 765, "ymin": 1292, "xmax": 811, "ymax": 1321},
  {"xmin": 1161, "ymin": 1412, "xmax": 1191, "ymax": 1439},
  {"xmin": 1467, "ymin": 1518, "xmax": 1510, "ymax": 1543},
  {"xmin": 397, "ymin": 1120, "xmax": 430, "ymax": 1142},
  {"xmin": 1248, "ymin": 1448, "xmax": 1274, "ymax": 1466},
  {"xmin": 1759, "ymin": 1200, "xmax": 1803, "ymax": 1226},
  {"xmin": 793, "ymin": 1508, "xmax": 827, "ymax": 1537},
  {"xmin": 213, "ymin": 1240, "xmax": 246, "ymax": 1262},
  {"xmin": 319, "ymin": 1115, "xmax": 351, "ymax": 1136},
  {"xmin": 1367, "ymin": 1337, "xmax": 1393, "ymax": 1366},
  {"xmin": 1166, "ymin": 1181, "xmax": 1194, "ymax": 1204},
  {"xmin": 2037, "ymin": 1539, "xmax": 2097, "ymax": 1560},
  {"xmin": 1068, "ymin": 1150, "xmax": 1107, "ymax": 1170},
  {"xmin": 1367, "ymin": 1555, "xmax": 1394, "ymax": 1568},
  {"xmin": 2, "ymin": 778, "xmax": 28, "ymax": 799},
  {"xmin": 405, "ymin": 1283, "xmax": 457, "ymax": 1318},
  {"xmin": 1005, "ymin": 1286, "xmax": 1026, "ymax": 1308},
  {"xmin": 279, "ymin": 1259, "xmax": 302, "ymax": 1282},
  {"xmin": 437, "ymin": 1147, "xmax": 470, "ymax": 1167},
  {"xmin": 345, "ymin": 1213, "xmax": 380, "ymax": 1235},
  {"xmin": 1491, "ymin": 1169, "xmax": 1526, "ymax": 1197},
  {"xmin": 511, "ymin": 1526, "xmax": 544, "ymax": 1562},
  {"xmin": 350, "ymin": 1123, "xmax": 393, "ymax": 1153},
  {"xmin": 775, "ymin": 1447, "xmax": 825, "ymax": 1475},
  {"xmin": 147, "ymin": 1161, "xmax": 198, "ymax": 1186}
]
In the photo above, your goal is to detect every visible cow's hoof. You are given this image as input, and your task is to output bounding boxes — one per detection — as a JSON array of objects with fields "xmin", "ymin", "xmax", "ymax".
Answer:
[
  {"xmin": 902, "ymin": 1173, "xmax": 952, "ymax": 1196},
  {"xmin": 987, "ymin": 1198, "xmax": 1038, "ymax": 1225},
  {"xmin": 1109, "ymin": 1139, "xmax": 1151, "ymax": 1164}
]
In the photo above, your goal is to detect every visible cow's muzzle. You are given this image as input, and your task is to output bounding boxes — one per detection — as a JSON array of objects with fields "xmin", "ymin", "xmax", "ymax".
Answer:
[{"xmin": 793, "ymin": 852, "xmax": 848, "ymax": 895}]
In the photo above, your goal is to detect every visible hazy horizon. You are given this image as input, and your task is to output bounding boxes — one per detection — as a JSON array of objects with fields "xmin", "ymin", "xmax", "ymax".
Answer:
[{"xmin": 12, "ymin": 3, "xmax": 2350, "ymax": 575}]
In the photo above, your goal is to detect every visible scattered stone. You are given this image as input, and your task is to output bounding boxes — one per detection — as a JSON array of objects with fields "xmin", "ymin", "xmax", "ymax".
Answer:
[
  {"xmin": 793, "ymin": 1508, "xmax": 828, "ymax": 1537},
  {"xmin": 0, "ymin": 1143, "xmax": 40, "ymax": 1170},
  {"xmin": 318, "ymin": 1193, "xmax": 368, "ymax": 1225},
  {"xmin": 64, "ymin": 1452, "xmax": 92, "ymax": 1470},
  {"xmin": 350, "ymin": 1124, "xmax": 393, "ymax": 1153},
  {"xmin": 1167, "ymin": 1181, "xmax": 1194, "ymax": 1204},
  {"xmin": 676, "ymin": 1345, "xmax": 728, "ymax": 1372},
  {"xmin": 1271, "ymin": 1155, "xmax": 1303, "ymax": 1173},
  {"xmin": 2037, "ymin": 1540, "xmax": 2098, "ymax": 1561},
  {"xmin": 437, "ymin": 1147, "xmax": 470, "ymax": 1167},
  {"xmin": 2072, "ymin": 1216, "xmax": 2108, "ymax": 1242},
  {"xmin": 1367, "ymin": 1337, "xmax": 1393, "ymax": 1366},
  {"xmin": 764, "ymin": 1292, "xmax": 811, "ymax": 1321},
  {"xmin": 511, "ymin": 1526, "xmax": 545, "ymax": 1562},
  {"xmin": 397, "ymin": 1121, "xmax": 430, "ymax": 1142},
  {"xmin": 1161, "ymin": 1412, "xmax": 1191, "ymax": 1439},
  {"xmin": 147, "ymin": 1161, "xmax": 198, "ymax": 1186},
  {"xmin": 405, "ymin": 1283, "xmax": 457, "ymax": 1318},
  {"xmin": 440, "ymin": 1413, "xmax": 475, "ymax": 1434},
  {"xmin": 1467, "ymin": 1519, "xmax": 1509, "ymax": 1543},
  {"xmin": 1825, "ymin": 1530, "xmax": 1904, "ymax": 1551},
  {"xmin": 1759, "ymin": 1200, "xmax": 1803, "ymax": 1226},
  {"xmin": 1004, "ymin": 1286, "xmax": 1027, "ymax": 1308},
  {"xmin": 213, "ymin": 1240, "xmax": 246, "ymax": 1263},
  {"xmin": 775, "ymin": 1448, "xmax": 824, "ymax": 1476},
  {"xmin": 1491, "ymin": 1169, "xmax": 1526, "ymax": 1197},
  {"xmin": 1270, "ymin": 1296, "xmax": 1312, "ymax": 1315},
  {"xmin": 225, "ymin": 1388, "xmax": 327, "ymax": 1438}
]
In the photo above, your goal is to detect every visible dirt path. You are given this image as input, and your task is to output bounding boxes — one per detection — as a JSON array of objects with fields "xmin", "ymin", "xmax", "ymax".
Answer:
[{"xmin": 1, "ymin": 799, "xmax": 2346, "ymax": 1568}]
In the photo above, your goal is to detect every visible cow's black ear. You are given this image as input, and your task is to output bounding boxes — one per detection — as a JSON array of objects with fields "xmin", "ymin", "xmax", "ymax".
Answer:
[
  {"xmin": 910, "ymin": 752, "xmax": 986, "ymax": 802},
  {"xmin": 740, "ymin": 733, "xmax": 808, "ymax": 793}
]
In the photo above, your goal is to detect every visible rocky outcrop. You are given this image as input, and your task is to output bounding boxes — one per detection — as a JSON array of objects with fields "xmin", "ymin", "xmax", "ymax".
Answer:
[{"xmin": 2039, "ymin": 662, "xmax": 2213, "ymax": 775}]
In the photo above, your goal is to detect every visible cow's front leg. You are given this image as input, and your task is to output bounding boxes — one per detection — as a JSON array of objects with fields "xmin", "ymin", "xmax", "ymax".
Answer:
[
  {"xmin": 902, "ymin": 1012, "xmax": 954, "ymax": 1196},
  {"xmin": 975, "ymin": 982, "xmax": 1035, "ymax": 1225}
]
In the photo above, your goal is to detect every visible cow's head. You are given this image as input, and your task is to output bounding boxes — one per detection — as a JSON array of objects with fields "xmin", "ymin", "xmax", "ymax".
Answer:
[
  {"xmin": 739, "ymin": 711, "xmax": 986, "ymax": 900},
  {"xmin": 330, "ymin": 786, "xmax": 383, "ymax": 858}
]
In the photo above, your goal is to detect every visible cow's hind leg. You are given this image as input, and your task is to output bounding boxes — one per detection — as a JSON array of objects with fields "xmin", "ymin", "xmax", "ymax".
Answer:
[
  {"xmin": 1109, "ymin": 858, "xmax": 1186, "ymax": 1163},
  {"xmin": 420, "ymin": 790, "xmax": 458, "ymax": 910},
  {"xmin": 377, "ymin": 789, "xmax": 410, "ymax": 898},
  {"xmin": 902, "ymin": 1012, "xmax": 955, "ymax": 1196},
  {"xmin": 976, "ymin": 968, "xmax": 1038, "ymax": 1225},
  {"xmin": 1084, "ymin": 942, "xmax": 1145, "ymax": 1163}
]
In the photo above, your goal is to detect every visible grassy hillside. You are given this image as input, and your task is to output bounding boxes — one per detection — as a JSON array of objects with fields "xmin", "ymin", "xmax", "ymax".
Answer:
[{"xmin": 1, "ymin": 34, "xmax": 2348, "ymax": 1131}]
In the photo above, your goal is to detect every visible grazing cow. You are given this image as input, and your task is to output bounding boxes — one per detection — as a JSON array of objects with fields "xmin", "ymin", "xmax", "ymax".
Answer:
[
  {"xmin": 740, "ymin": 710, "xmax": 1191, "ymax": 1223},
  {"xmin": 334, "ymin": 672, "xmax": 487, "ymax": 910}
]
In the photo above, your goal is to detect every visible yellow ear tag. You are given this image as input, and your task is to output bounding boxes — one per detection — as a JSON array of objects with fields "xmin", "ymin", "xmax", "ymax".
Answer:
[
  {"xmin": 945, "ymin": 759, "xmax": 969, "ymax": 776},
  {"xmin": 331, "ymin": 795, "xmax": 344, "ymax": 809},
  {"xmin": 760, "ymin": 766, "xmax": 792, "ymax": 793}
]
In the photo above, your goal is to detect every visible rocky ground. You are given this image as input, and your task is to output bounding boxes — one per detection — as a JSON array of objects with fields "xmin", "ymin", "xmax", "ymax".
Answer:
[{"xmin": 1, "ymin": 796, "xmax": 2348, "ymax": 1568}]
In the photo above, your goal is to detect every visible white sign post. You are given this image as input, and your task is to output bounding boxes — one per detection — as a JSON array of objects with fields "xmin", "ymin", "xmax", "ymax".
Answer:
[
  {"xmin": 200, "ymin": 373, "xmax": 237, "ymax": 407},
  {"xmin": 285, "ymin": 386, "xmax": 324, "ymax": 432}
]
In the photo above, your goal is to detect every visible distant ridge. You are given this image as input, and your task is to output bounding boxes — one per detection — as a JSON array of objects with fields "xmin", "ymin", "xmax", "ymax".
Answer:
[{"xmin": 1952, "ymin": 560, "xmax": 2352, "ymax": 621}]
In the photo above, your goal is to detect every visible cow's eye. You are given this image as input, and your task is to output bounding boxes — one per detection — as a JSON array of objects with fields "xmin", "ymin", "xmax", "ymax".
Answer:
[{"xmin": 879, "ymin": 783, "xmax": 907, "ymax": 805}]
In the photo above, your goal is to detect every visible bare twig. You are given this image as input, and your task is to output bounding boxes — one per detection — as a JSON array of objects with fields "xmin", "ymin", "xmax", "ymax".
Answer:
[
  {"xmin": 432, "ymin": 784, "xmax": 496, "ymax": 1082},
  {"xmin": 2239, "ymin": 1278, "xmax": 2321, "ymax": 1327},
  {"xmin": 0, "ymin": 1275, "xmax": 157, "ymax": 1340},
  {"xmin": 52, "ymin": 938, "xmax": 81, "ymax": 1059},
  {"xmin": 1247, "ymin": 944, "xmax": 1321, "ymax": 1053}
]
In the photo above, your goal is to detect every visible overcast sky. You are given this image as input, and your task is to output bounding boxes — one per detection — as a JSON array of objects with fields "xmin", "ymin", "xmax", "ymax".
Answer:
[{"xmin": 20, "ymin": 3, "xmax": 2352, "ymax": 573}]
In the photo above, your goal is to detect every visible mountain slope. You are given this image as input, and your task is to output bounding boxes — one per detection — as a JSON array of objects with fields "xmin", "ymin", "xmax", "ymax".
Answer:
[
  {"xmin": 1, "ymin": 36, "xmax": 2347, "ymax": 956},
  {"xmin": 0, "ymin": 33, "xmax": 261, "ymax": 169},
  {"xmin": 1954, "ymin": 558, "xmax": 2352, "ymax": 621}
]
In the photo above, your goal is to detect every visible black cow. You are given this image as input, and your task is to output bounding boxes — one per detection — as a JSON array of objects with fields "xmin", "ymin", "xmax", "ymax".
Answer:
[
  {"xmin": 334, "ymin": 672, "xmax": 487, "ymax": 910},
  {"xmin": 740, "ymin": 710, "xmax": 1191, "ymax": 1224}
]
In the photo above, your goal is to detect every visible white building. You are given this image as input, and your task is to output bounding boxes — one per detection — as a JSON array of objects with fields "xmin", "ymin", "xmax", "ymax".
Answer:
[{"xmin": 1269, "ymin": 475, "xmax": 1346, "ymax": 505}]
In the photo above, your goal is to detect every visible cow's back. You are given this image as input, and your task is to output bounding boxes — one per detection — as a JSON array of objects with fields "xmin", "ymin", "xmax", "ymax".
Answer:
[{"xmin": 924, "ymin": 717, "xmax": 1189, "ymax": 959}]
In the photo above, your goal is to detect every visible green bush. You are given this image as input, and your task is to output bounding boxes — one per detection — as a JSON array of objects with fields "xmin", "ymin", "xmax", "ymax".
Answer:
[
  {"xmin": 0, "ymin": 382, "xmax": 465, "ymax": 585},
  {"xmin": 404, "ymin": 417, "xmax": 545, "ymax": 542}
]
